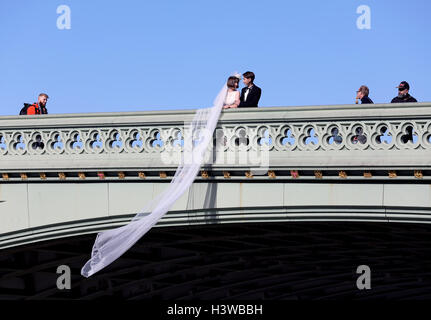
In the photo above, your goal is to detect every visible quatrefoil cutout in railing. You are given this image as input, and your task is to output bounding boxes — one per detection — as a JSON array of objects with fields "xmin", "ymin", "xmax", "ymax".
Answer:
[
  {"xmin": 304, "ymin": 128, "xmax": 318, "ymax": 145},
  {"xmin": 257, "ymin": 129, "xmax": 272, "ymax": 146},
  {"xmin": 328, "ymin": 127, "xmax": 343, "ymax": 145},
  {"xmin": 0, "ymin": 134, "xmax": 7, "ymax": 153},
  {"xmin": 400, "ymin": 125, "xmax": 418, "ymax": 144},
  {"xmin": 127, "ymin": 131, "xmax": 143, "ymax": 149},
  {"xmin": 352, "ymin": 127, "xmax": 367, "ymax": 144},
  {"xmin": 234, "ymin": 128, "xmax": 250, "ymax": 148},
  {"xmin": 52, "ymin": 134, "xmax": 64, "ymax": 150},
  {"xmin": 91, "ymin": 134, "xmax": 103, "ymax": 149},
  {"xmin": 172, "ymin": 131, "xmax": 184, "ymax": 148},
  {"xmin": 214, "ymin": 128, "xmax": 227, "ymax": 150},
  {"xmin": 281, "ymin": 129, "xmax": 295, "ymax": 146},
  {"xmin": 29, "ymin": 133, "xmax": 45, "ymax": 151},
  {"xmin": 47, "ymin": 133, "xmax": 65, "ymax": 154},
  {"xmin": 11, "ymin": 134, "xmax": 26, "ymax": 153},
  {"xmin": 376, "ymin": 126, "xmax": 392, "ymax": 144},
  {"xmin": 68, "ymin": 133, "xmax": 83, "ymax": 151},
  {"xmin": 107, "ymin": 132, "xmax": 123, "ymax": 150},
  {"xmin": 150, "ymin": 132, "xmax": 164, "ymax": 148}
]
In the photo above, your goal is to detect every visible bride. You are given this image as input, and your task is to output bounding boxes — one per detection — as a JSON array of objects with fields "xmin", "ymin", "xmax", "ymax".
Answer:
[
  {"xmin": 81, "ymin": 73, "xmax": 236, "ymax": 277},
  {"xmin": 223, "ymin": 75, "xmax": 241, "ymax": 109}
]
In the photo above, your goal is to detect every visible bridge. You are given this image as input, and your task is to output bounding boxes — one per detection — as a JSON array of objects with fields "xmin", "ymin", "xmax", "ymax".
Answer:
[
  {"xmin": 1, "ymin": 102, "xmax": 431, "ymax": 299},
  {"xmin": 1, "ymin": 102, "xmax": 431, "ymax": 250}
]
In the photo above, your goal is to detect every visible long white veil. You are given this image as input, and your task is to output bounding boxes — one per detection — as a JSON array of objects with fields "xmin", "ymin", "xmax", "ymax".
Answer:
[{"xmin": 81, "ymin": 82, "xmax": 229, "ymax": 277}]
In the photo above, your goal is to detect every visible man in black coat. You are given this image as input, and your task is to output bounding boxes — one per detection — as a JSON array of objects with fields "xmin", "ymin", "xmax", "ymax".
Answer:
[
  {"xmin": 239, "ymin": 71, "xmax": 262, "ymax": 108},
  {"xmin": 355, "ymin": 85, "xmax": 374, "ymax": 104},
  {"xmin": 391, "ymin": 81, "xmax": 418, "ymax": 103},
  {"xmin": 391, "ymin": 81, "xmax": 417, "ymax": 143}
]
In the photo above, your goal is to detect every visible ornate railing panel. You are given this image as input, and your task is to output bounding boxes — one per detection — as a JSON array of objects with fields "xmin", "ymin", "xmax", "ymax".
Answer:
[{"xmin": 0, "ymin": 102, "xmax": 430, "ymax": 179}]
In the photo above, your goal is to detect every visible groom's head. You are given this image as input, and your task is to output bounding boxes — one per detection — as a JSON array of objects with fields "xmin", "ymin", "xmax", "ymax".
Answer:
[{"xmin": 242, "ymin": 71, "xmax": 255, "ymax": 87}]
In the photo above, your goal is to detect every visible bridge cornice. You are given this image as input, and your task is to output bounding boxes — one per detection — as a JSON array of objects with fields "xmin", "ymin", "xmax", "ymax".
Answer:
[{"xmin": 1, "ymin": 102, "xmax": 431, "ymax": 127}]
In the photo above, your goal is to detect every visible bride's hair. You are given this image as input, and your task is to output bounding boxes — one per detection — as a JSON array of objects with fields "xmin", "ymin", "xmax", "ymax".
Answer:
[{"xmin": 227, "ymin": 76, "xmax": 239, "ymax": 89}]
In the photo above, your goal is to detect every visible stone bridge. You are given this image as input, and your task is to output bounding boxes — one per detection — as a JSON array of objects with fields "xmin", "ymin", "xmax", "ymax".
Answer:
[{"xmin": 1, "ymin": 102, "xmax": 431, "ymax": 250}]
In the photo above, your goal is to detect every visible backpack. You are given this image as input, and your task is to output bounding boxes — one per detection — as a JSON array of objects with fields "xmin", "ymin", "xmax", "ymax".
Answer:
[
  {"xmin": 19, "ymin": 103, "xmax": 48, "ymax": 115},
  {"xmin": 19, "ymin": 103, "xmax": 34, "ymax": 115}
]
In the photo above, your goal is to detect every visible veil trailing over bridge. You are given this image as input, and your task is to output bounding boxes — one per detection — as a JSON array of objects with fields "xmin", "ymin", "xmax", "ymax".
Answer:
[{"xmin": 81, "ymin": 80, "xmax": 229, "ymax": 277}]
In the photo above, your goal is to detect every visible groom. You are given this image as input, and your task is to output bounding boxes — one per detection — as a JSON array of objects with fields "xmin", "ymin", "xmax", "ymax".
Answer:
[{"xmin": 239, "ymin": 71, "xmax": 262, "ymax": 108}]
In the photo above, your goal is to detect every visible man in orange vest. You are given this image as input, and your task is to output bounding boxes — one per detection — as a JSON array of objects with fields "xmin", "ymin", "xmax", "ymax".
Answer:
[{"xmin": 25, "ymin": 93, "xmax": 49, "ymax": 115}]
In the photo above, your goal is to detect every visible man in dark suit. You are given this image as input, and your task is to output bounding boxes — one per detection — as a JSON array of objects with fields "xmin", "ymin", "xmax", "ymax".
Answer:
[{"xmin": 239, "ymin": 71, "xmax": 261, "ymax": 108}]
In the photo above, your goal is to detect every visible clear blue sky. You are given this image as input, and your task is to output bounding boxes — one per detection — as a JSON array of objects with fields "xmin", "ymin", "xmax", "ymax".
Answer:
[{"xmin": 0, "ymin": 0, "xmax": 430, "ymax": 115}]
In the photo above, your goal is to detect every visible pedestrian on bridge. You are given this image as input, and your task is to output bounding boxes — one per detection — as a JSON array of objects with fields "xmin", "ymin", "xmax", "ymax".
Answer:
[
  {"xmin": 391, "ymin": 81, "xmax": 417, "ymax": 103},
  {"xmin": 355, "ymin": 85, "xmax": 374, "ymax": 104},
  {"xmin": 20, "ymin": 93, "xmax": 49, "ymax": 115}
]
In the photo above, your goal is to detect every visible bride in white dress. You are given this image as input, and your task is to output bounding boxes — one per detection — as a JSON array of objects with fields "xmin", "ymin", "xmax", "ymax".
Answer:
[
  {"xmin": 223, "ymin": 75, "xmax": 241, "ymax": 109},
  {"xmin": 81, "ymin": 73, "xmax": 238, "ymax": 277}
]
